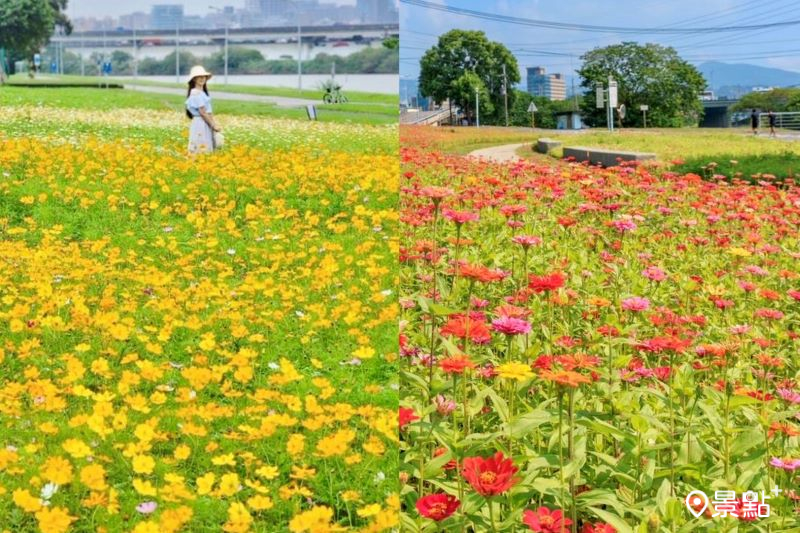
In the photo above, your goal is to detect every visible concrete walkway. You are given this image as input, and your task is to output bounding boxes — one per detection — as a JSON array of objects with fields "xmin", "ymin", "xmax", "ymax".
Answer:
[
  {"xmin": 123, "ymin": 83, "xmax": 319, "ymax": 108},
  {"xmin": 468, "ymin": 143, "xmax": 528, "ymax": 162}
]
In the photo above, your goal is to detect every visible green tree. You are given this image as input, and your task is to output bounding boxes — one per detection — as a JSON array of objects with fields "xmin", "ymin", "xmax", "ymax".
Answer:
[
  {"xmin": 419, "ymin": 29, "xmax": 519, "ymax": 125},
  {"xmin": 451, "ymin": 71, "xmax": 492, "ymax": 125},
  {"xmin": 732, "ymin": 88, "xmax": 800, "ymax": 112},
  {"xmin": 508, "ymin": 90, "xmax": 582, "ymax": 129},
  {"xmin": 0, "ymin": 0, "xmax": 71, "ymax": 79},
  {"xmin": 208, "ymin": 47, "xmax": 266, "ymax": 74},
  {"xmin": 578, "ymin": 42, "xmax": 706, "ymax": 127}
]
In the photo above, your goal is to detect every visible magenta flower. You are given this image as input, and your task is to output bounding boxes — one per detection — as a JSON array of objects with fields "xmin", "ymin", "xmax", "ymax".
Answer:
[
  {"xmin": 777, "ymin": 388, "xmax": 800, "ymax": 404},
  {"xmin": 641, "ymin": 266, "xmax": 667, "ymax": 282},
  {"xmin": 611, "ymin": 219, "xmax": 637, "ymax": 232},
  {"xmin": 491, "ymin": 316, "xmax": 532, "ymax": 335},
  {"xmin": 442, "ymin": 208, "xmax": 479, "ymax": 225},
  {"xmin": 621, "ymin": 297, "xmax": 650, "ymax": 312},
  {"xmin": 434, "ymin": 394, "xmax": 458, "ymax": 415},
  {"xmin": 769, "ymin": 457, "xmax": 800, "ymax": 471},
  {"xmin": 512, "ymin": 235, "xmax": 542, "ymax": 248}
]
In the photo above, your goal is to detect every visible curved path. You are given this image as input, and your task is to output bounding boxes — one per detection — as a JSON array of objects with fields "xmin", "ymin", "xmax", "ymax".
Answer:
[{"xmin": 468, "ymin": 142, "xmax": 528, "ymax": 162}]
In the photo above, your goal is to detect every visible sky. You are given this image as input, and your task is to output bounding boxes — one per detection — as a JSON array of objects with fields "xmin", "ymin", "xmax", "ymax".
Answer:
[
  {"xmin": 66, "ymin": 0, "xmax": 357, "ymax": 18},
  {"xmin": 400, "ymin": 0, "xmax": 800, "ymax": 86}
]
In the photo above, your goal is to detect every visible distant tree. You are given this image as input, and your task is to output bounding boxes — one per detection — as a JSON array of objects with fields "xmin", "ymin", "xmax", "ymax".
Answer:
[
  {"xmin": 509, "ymin": 90, "xmax": 581, "ymax": 129},
  {"xmin": 419, "ymin": 30, "xmax": 519, "ymax": 124},
  {"xmin": 451, "ymin": 71, "xmax": 492, "ymax": 124},
  {"xmin": 578, "ymin": 42, "xmax": 706, "ymax": 127},
  {"xmin": 0, "ymin": 0, "xmax": 71, "ymax": 79},
  {"xmin": 382, "ymin": 36, "xmax": 398, "ymax": 50},
  {"xmin": 208, "ymin": 47, "xmax": 266, "ymax": 74},
  {"xmin": 110, "ymin": 50, "xmax": 132, "ymax": 75},
  {"xmin": 139, "ymin": 51, "xmax": 197, "ymax": 76},
  {"xmin": 732, "ymin": 88, "xmax": 800, "ymax": 112}
]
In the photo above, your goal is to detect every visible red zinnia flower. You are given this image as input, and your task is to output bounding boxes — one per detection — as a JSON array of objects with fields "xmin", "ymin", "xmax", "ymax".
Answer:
[
  {"xmin": 416, "ymin": 493, "xmax": 460, "ymax": 521},
  {"xmin": 581, "ymin": 523, "xmax": 616, "ymax": 533},
  {"xmin": 522, "ymin": 507, "xmax": 572, "ymax": 532},
  {"xmin": 528, "ymin": 272, "xmax": 566, "ymax": 293},
  {"xmin": 461, "ymin": 451, "xmax": 519, "ymax": 497},
  {"xmin": 440, "ymin": 315, "xmax": 492, "ymax": 344},
  {"xmin": 439, "ymin": 354, "xmax": 476, "ymax": 374},
  {"xmin": 399, "ymin": 407, "xmax": 419, "ymax": 430}
]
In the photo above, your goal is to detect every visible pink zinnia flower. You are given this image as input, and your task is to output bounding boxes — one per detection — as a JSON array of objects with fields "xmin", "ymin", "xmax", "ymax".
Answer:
[
  {"xmin": 611, "ymin": 219, "xmax": 637, "ymax": 233},
  {"xmin": 434, "ymin": 395, "xmax": 457, "ymax": 415},
  {"xmin": 769, "ymin": 457, "xmax": 800, "ymax": 471},
  {"xmin": 641, "ymin": 266, "xmax": 667, "ymax": 282},
  {"xmin": 788, "ymin": 289, "xmax": 800, "ymax": 301},
  {"xmin": 491, "ymin": 316, "xmax": 532, "ymax": 335},
  {"xmin": 777, "ymin": 389, "xmax": 800, "ymax": 404},
  {"xmin": 512, "ymin": 235, "xmax": 542, "ymax": 248},
  {"xmin": 621, "ymin": 297, "xmax": 650, "ymax": 312},
  {"xmin": 442, "ymin": 208, "xmax": 479, "ymax": 225}
]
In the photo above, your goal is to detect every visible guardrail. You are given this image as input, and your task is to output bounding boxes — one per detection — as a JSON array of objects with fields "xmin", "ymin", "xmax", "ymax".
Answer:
[{"xmin": 758, "ymin": 111, "xmax": 800, "ymax": 130}]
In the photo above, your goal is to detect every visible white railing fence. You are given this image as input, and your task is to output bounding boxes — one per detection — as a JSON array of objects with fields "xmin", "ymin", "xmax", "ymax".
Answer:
[{"xmin": 759, "ymin": 111, "xmax": 800, "ymax": 130}]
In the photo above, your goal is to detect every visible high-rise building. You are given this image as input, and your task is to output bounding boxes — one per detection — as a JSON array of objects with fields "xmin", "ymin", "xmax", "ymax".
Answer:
[
  {"xmin": 527, "ymin": 66, "xmax": 566, "ymax": 101},
  {"xmin": 150, "ymin": 5, "xmax": 184, "ymax": 30},
  {"xmin": 357, "ymin": 0, "xmax": 398, "ymax": 23}
]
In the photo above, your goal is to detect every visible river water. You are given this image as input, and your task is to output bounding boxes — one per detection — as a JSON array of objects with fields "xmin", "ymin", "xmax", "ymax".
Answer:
[{"xmin": 113, "ymin": 73, "xmax": 398, "ymax": 95}]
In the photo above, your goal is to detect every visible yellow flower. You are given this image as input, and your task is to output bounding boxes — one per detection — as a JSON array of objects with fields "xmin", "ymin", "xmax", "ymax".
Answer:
[
  {"xmin": 315, "ymin": 429, "xmax": 356, "ymax": 458},
  {"xmin": 62, "ymin": 439, "xmax": 92, "ymax": 459},
  {"xmin": 173, "ymin": 444, "xmax": 191, "ymax": 461},
  {"xmin": 211, "ymin": 453, "xmax": 236, "ymax": 466},
  {"xmin": 35, "ymin": 506, "xmax": 76, "ymax": 533},
  {"xmin": 496, "ymin": 362, "xmax": 534, "ymax": 381},
  {"xmin": 357, "ymin": 503, "xmax": 381, "ymax": 518},
  {"xmin": 40, "ymin": 456, "xmax": 73, "ymax": 485},
  {"xmin": 222, "ymin": 501, "xmax": 253, "ymax": 533},
  {"xmin": 12, "ymin": 489, "xmax": 42, "ymax": 513},
  {"xmin": 133, "ymin": 478, "xmax": 158, "ymax": 496},
  {"xmin": 247, "ymin": 494, "xmax": 274, "ymax": 511},
  {"xmin": 288, "ymin": 506, "xmax": 347, "ymax": 532},
  {"xmin": 255, "ymin": 465, "xmax": 279, "ymax": 480},
  {"xmin": 362, "ymin": 436, "xmax": 386, "ymax": 456},
  {"xmin": 132, "ymin": 522, "xmax": 160, "ymax": 533},
  {"xmin": 132, "ymin": 454, "xmax": 156, "ymax": 475},
  {"xmin": 80, "ymin": 464, "xmax": 108, "ymax": 491},
  {"xmin": 351, "ymin": 346, "xmax": 375, "ymax": 359},
  {"xmin": 196, "ymin": 472, "xmax": 216, "ymax": 495},
  {"xmin": 216, "ymin": 473, "xmax": 241, "ymax": 497},
  {"xmin": 286, "ymin": 434, "xmax": 305, "ymax": 457}
]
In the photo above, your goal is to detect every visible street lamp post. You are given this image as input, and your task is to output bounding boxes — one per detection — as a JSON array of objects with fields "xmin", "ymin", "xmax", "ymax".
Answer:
[
  {"xmin": 297, "ymin": 16, "xmax": 302, "ymax": 91},
  {"xmin": 475, "ymin": 88, "xmax": 480, "ymax": 128},
  {"xmin": 132, "ymin": 21, "xmax": 138, "ymax": 79},
  {"xmin": 175, "ymin": 22, "xmax": 180, "ymax": 83}
]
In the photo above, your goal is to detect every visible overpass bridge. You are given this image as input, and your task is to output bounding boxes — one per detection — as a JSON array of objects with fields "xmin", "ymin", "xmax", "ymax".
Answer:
[{"xmin": 700, "ymin": 99, "xmax": 740, "ymax": 127}]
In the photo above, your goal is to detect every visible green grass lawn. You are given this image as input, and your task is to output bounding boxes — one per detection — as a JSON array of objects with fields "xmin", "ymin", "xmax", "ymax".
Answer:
[
  {"xmin": 6, "ymin": 74, "xmax": 398, "ymax": 105},
  {"xmin": 0, "ymin": 85, "xmax": 395, "ymax": 125}
]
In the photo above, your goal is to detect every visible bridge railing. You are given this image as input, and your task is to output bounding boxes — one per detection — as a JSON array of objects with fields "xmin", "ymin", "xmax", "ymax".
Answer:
[{"xmin": 758, "ymin": 112, "xmax": 800, "ymax": 130}]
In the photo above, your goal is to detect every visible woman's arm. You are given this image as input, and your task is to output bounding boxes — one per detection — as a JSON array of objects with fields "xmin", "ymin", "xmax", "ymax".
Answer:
[{"xmin": 198, "ymin": 106, "xmax": 221, "ymax": 132}]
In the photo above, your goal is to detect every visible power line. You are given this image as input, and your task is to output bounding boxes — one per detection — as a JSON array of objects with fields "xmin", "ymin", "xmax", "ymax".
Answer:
[{"xmin": 400, "ymin": 0, "xmax": 800, "ymax": 34}]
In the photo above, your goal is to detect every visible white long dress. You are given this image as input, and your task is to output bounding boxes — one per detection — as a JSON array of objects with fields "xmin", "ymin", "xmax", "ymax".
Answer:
[{"xmin": 186, "ymin": 89, "xmax": 215, "ymax": 154}]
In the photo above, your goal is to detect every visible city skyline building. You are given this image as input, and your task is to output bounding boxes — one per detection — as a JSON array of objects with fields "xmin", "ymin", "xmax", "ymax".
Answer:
[{"xmin": 527, "ymin": 66, "xmax": 566, "ymax": 101}]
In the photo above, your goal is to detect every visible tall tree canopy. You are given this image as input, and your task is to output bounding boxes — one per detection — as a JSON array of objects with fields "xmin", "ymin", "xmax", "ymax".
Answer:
[
  {"xmin": 419, "ymin": 29, "xmax": 519, "ymax": 125},
  {"xmin": 578, "ymin": 42, "xmax": 706, "ymax": 128},
  {"xmin": 0, "ymin": 0, "xmax": 71, "ymax": 78}
]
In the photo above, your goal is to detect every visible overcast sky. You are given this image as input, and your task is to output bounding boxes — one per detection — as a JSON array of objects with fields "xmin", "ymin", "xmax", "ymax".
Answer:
[
  {"xmin": 66, "ymin": 0, "xmax": 357, "ymax": 18},
  {"xmin": 401, "ymin": 0, "xmax": 800, "ymax": 84}
]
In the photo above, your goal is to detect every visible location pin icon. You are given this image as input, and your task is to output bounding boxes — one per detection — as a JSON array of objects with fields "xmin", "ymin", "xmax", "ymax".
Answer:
[{"xmin": 686, "ymin": 490, "xmax": 709, "ymax": 518}]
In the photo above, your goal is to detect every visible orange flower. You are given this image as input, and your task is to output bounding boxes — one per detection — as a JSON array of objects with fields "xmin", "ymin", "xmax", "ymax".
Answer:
[{"xmin": 539, "ymin": 369, "xmax": 591, "ymax": 388}]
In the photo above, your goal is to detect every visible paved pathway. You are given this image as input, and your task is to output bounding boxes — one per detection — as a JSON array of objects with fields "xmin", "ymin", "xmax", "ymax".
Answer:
[
  {"xmin": 123, "ymin": 83, "xmax": 319, "ymax": 108},
  {"xmin": 468, "ymin": 143, "xmax": 528, "ymax": 162}
]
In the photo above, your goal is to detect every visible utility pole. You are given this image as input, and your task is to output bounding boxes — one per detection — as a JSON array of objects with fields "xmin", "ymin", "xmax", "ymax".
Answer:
[
  {"xmin": 132, "ymin": 22, "xmax": 138, "ymax": 79},
  {"xmin": 297, "ymin": 16, "xmax": 302, "ymax": 90},
  {"xmin": 209, "ymin": 6, "xmax": 229, "ymax": 85},
  {"xmin": 502, "ymin": 63, "xmax": 509, "ymax": 127},
  {"xmin": 80, "ymin": 34, "xmax": 84, "ymax": 76}
]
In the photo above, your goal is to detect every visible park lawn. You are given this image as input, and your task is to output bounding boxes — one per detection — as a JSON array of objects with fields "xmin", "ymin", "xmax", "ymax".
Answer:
[
  {"xmin": 0, "ymin": 85, "xmax": 395, "ymax": 125},
  {"xmin": 6, "ymin": 74, "xmax": 398, "ymax": 105},
  {"xmin": 0, "ymin": 94, "xmax": 399, "ymax": 530}
]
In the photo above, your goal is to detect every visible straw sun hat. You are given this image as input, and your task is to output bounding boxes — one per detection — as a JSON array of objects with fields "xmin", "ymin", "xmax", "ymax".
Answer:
[{"xmin": 188, "ymin": 65, "xmax": 212, "ymax": 83}]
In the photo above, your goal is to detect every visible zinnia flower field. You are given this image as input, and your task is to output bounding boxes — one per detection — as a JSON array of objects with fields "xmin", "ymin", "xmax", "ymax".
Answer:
[
  {"xmin": 399, "ymin": 126, "xmax": 800, "ymax": 532},
  {"xmin": 0, "ymin": 104, "xmax": 398, "ymax": 532}
]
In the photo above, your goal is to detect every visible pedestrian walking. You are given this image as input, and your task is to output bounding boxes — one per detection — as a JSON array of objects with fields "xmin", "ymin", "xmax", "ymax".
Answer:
[
  {"xmin": 768, "ymin": 109, "xmax": 777, "ymax": 137},
  {"xmin": 750, "ymin": 108, "xmax": 759, "ymax": 136},
  {"xmin": 185, "ymin": 65, "xmax": 223, "ymax": 154}
]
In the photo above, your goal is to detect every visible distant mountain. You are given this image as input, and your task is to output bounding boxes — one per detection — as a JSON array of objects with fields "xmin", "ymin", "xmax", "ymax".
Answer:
[{"xmin": 698, "ymin": 61, "xmax": 800, "ymax": 97}]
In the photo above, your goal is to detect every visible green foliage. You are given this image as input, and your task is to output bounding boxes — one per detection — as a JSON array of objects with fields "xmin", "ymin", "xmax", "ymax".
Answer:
[
  {"xmin": 508, "ymin": 90, "xmax": 580, "ymax": 129},
  {"xmin": 419, "ymin": 29, "xmax": 519, "ymax": 124},
  {"xmin": 382, "ymin": 36, "xmax": 399, "ymax": 50},
  {"xmin": 451, "ymin": 71, "xmax": 492, "ymax": 124},
  {"xmin": 0, "ymin": 0, "xmax": 54, "ymax": 60},
  {"xmin": 732, "ymin": 87, "xmax": 800, "ymax": 112},
  {"xmin": 578, "ymin": 42, "xmax": 706, "ymax": 128}
]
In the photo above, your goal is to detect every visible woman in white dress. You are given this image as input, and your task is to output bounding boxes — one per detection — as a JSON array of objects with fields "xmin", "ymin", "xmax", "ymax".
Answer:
[{"xmin": 185, "ymin": 65, "xmax": 222, "ymax": 154}]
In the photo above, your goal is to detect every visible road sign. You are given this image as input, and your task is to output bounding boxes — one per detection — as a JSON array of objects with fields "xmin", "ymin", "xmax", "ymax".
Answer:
[
  {"xmin": 618, "ymin": 103, "xmax": 626, "ymax": 119},
  {"xmin": 608, "ymin": 80, "xmax": 618, "ymax": 108},
  {"xmin": 527, "ymin": 102, "xmax": 538, "ymax": 113},
  {"xmin": 33, "ymin": 53, "xmax": 41, "ymax": 67},
  {"xmin": 596, "ymin": 86, "xmax": 604, "ymax": 108},
  {"xmin": 640, "ymin": 104, "xmax": 649, "ymax": 111}
]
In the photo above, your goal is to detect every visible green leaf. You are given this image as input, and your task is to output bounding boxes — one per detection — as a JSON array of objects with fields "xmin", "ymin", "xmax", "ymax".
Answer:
[
  {"xmin": 505, "ymin": 409, "xmax": 550, "ymax": 437},
  {"xmin": 587, "ymin": 507, "xmax": 633, "ymax": 533},
  {"xmin": 484, "ymin": 387, "xmax": 510, "ymax": 423},
  {"xmin": 730, "ymin": 427, "xmax": 762, "ymax": 456},
  {"xmin": 656, "ymin": 478, "xmax": 672, "ymax": 515}
]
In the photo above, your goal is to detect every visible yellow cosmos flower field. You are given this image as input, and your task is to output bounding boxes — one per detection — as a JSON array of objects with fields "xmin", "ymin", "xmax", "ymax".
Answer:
[{"xmin": 0, "ymin": 105, "xmax": 399, "ymax": 532}]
